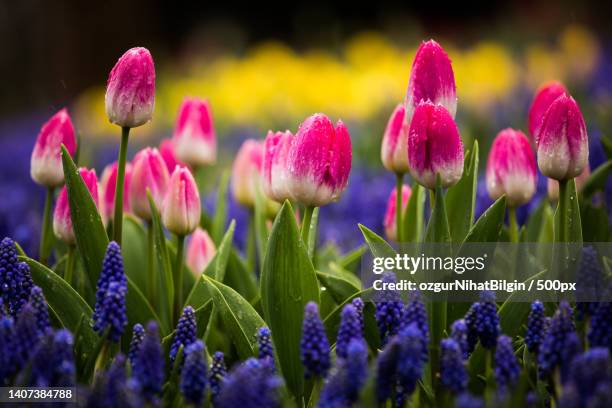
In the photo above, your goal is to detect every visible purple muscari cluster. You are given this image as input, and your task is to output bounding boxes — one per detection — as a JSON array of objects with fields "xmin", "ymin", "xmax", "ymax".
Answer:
[
  {"xmin": 455, "ymin": 392, "xmax": 485, "ymax": 408},
  {"xmin": 25, "ymin": 329, "xmax": 75, "ymax": 387},
  {"xmin": 86, "ymin": 354, "xmax": 142, "ymax": 408},
  {"xmin": 28, "ymin": 286, "xmax": 50, "ymax": 335},
  {"xmin": 538, "ymin": 301, "xmax": 576, "ymax": 378},
  {"xmin": 375, "ymin": 272, "xmax": 404, "ymax": 345},
  {"xmin": 216, "ymin": 357, "xmax": 282, "ymax": 408},
  {"xmin": 468, "ymin": 291, "xmax": 500, "ymax": 350},
  {"xmin": 450, "ymin": 319, "xmax": 469, "ymax": 359},
  {"xmin": 319, "ymin": 338, "xmax": 368, "ymax": 408},
  {"xmin": 464, "ymin": 303, "xmax": 479, "ymax": 354},
  {"xmin": 399, "ymin": 290, "xmax": 429, "ymax": 361},
  {"xmin": 440, "ymin": 338, "xmax": 468, "ymax": 393},
  {"xmin": 0, "ymin": 315, "xmax": 15, "ymax": 384},
  {"xmin": 562, "ymin": 348, "xmax": 611, "ymax": 406},
  {"xmin": 300, "ymin": 302, "xmax": 330, "ymax": 378},
  {"xmin": 351, "ymin": 297, "xmax": 365, "ymax": 331},
  {"xmin": 170, "ymin": 306, "xmax": 197, "ymax": 362},
  {"xmin": 336, "ymin": 303, "xmax": 363, "ymax": 359},
  {"xmin": 13, "ymin": 304, "xmax": 42, "ymax": 368},
  {"xmin": 375, "ymin": 336, "xmax": 400, "ymax": 404},
  {"xmin": 132, "ymin": 321, "xmax": 164, "ymax": 403},
  {"xmin": 257, "ymin": 327, "xmax": 275, "ymax": 363},
  {"xmin": 525, "ymin": 300, "xmax": 546, "ymax": 353},
  {"xmin": 561, "ymin": 332, "xmax": 583, "ymax": 383},
  {"xmin": 209, "ymin": 351, "xmax": 227, "ymax": 405},
  {"xmin": 128, "ymin": 323, "xmax": 145, "ymax": 367},
  {"xmin": 494, "ymin": 335, "xmax": 520, "ymax": 392},
  {"xmin": 93, "ymin": 241, "xmax": 128, "ymax": 342},
  {"xmin": 180, "ymin": 340, "xmax": 207, "ymax": 407},
  {"xmin": 588, "ymin": 293, "xmax": 612, "ymax": 351},
  {"xmin": 576, "ymin": 246, "xmax": 603, "ymax": 318},
  {"xmin": 0, "ymin": 237, "xmax": 34, "ymax": 317},
  {"xmin": 395, "ymin": 324, "xmax": 426, "ymax": 407}
]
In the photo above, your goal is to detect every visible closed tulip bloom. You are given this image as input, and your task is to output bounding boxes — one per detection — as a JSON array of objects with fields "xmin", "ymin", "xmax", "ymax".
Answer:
[
  {"xmin": 159, "ymin": 139, "xmax": 186, "ymax": 173},
  {"xmin": 536, "ymin": 95, "xmax": 588, "ymax": 181},
  {"xmin": 100, "ymin": 161, "xmax": 133, "ymax": 224},
  {"xmin": 105, "ymin": 47, "xmax": 155, "ymax": 128},
  {"xmin": 231, "ymin": 139, "xmax": 265, "ymax": 207},
  {"xmin": 172, "ymin": 98, "xmax": 216, "ymax": 167},
  {"xmin": 528, "ymin": 81, "xmax": 568, "ymax": 139},
  {"xmin": 486, "ymin": 129, "xmax": 537, "ymax": 207},
  {"xmin": 162, "ymin": 166, "xmax": 201, "ymax": 236},
  {"xmin": 53, "ymin": 168, "xmax": 100, "ymax": 244},
  {"xmin": 407, "ymin": 101, "xmax": 464, "ymax": 189},
  {"xmin": 381, "ymin": 104, "xmax": 410, "ymax": 173},
  {"xmin": 186, "ymin": 228, "xmax": 216, "ymax": 276},
  {"xmin": 130, "ymin": 147, "xmax": 170, "ymax": 220},
  {"xmin": 384, "ymin": 185, "xmax": 411, "ymax": 241},
  {"xmin": 263, "ymin": 130, "xmax": 293, "ymax": 202},
  {"xmin": 405, "ymin": 40, "xmax": 457, "ymax": 124},
  {"xmin": 286, "ymin": 113, "xmax": 352, "ymax": 207},
  {"xmin": 30, "ymin": 109, "xmax": 77, "ymax": 187},
  {"xmin": 548, "ymin": 165, "xmax": 590, "ymax": 201}
]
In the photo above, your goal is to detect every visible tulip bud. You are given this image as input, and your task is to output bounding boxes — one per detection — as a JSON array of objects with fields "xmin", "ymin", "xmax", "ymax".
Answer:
[
  {"xmin": 172, "ymin": 98, "xmax": 216, "ymax": 167},
  {"xmin": 405, "ymin": 40, "xmax": 457, "ymax": 124},
  {"xmin": 486, "ymin": 129, "xmax": 537, "ymax": 207},
  {"xmin": 286, "ymin": 113, "xmax": 352, "ymax": 207},
  {"xmin": 536, "ymin": 95, "xmax": 588, "ymax": 181},
  {"xmin": 186, "ymin": 227, "xmax": 216, "ymax": 276},
  {"xmin": 53, "ymin": 168, "xmax": 100, "ymax": 244},
  {"xmin": 384, "ymin": 185, "xmax": 412, "ymax": 241},
  {"xmin": 105, "ymin": 47, "xmax": 155, "ymax": 128},
  {"xmin": 231, "ymin": 139, "xmax": 265, "ymax": 208},
  {"xmin": 407, "ymin": 101, "xmax": 464, "ymax": 189},
  {"xmin": 262, "ymin": 130, "xmax": 293, "ymax": 202},
  {"xmin": 30, "ymin": 109, "xmax": 77, "ymax": 187},
  {"xmin": 528, "ymin": 81, "xmax": 567, "ymax": 139},
  {"xmin": 548, "ymin": 165, "xmax": 591, "ymax": 201},
  {"xmin": 159, "ymin": 139, "xmax": 187, "ymax": 173},
  {"xmin": 130, "ymin": 147, "xmax": 170, "ymax": 220},
  {"xmin": 100, "ymin": 161, "xmax": 133, "ymax": 224},
  {"xmin": 381, "ymin": 104, "xmax": 410, "ymax": 173},
  {"xmin": 162, "ymin": 166, "xmax": 201, "ymax": 236}
]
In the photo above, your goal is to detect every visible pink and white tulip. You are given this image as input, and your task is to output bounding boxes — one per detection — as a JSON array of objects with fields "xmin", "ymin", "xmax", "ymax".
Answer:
[
  {"xmin": 383, "ymin": 185, "xmax": 412, "ymax": 241},
  {"xmin": 30, "ymin": 109, "xmax": 77, "ymax": 187},
  {"xmin": 262, "ymin": 130, "xmax": 293, "ymax": 202},
  {"xmin": 100, "ymin": 161, "xmax": 133, "ymax": 223},
  {"xmin": 172, "ymin": 98, "xmax": 216, "ymax": 167},
  {"xmin": 286, "ymin": 113, "xmax": 352, "ymax": 207},
  {"xmin": 407, "ymin": 101, "xmax": 464, "ymax": 189},
  {"xmin": 53, "ymin": 167, "xmax": 100, "ymax": 244},
  {"xmin": 159, "ymin": 139, "xmax": 187, "ymax": 174},
  {"xmin": 405, "ymin": 40, "xmax": 457, "ymax": 124},
  {"xmin": 129, "ymin": 147, "xmax": 170, "ymax": 220},
  {"xmin": 548, "ymin": 165, "xmax": 591, "ymax": 201},
  {"xmin": 535, "ymin": 94, "xmax": 588, "ymax": 181},
  {"xmin": 186, "ymin": 227, "xmax": 216, "ymax": 276},
  {"xmin": 381, "ymin": 104, "xmax": 410, "ymax": 173},
  {"xmin": 231, "ymin": 139, "xmax": 265, "ymax": 208},
  {"xmin": 486, "ymin": 129, "xmax": 537, "ymax": 207},
  {"xmin": 528, "ymin": 81, "xmax": 568, "ymax": 139},
  {"xmin": 162, "ymin": 166, "xmax": 201, "ymax": 236},
  {"xmin": 105, "ymin": 47, "xmax": 155, "ymax": 128}
]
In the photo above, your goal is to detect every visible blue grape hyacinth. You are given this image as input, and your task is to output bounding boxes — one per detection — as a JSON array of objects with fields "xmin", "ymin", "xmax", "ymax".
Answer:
[
  {"xmin": 375, "ymin": 272, "xmax": 404, "ymax": 345},
  {"xmin": 538, "ymin": 301, "xmax": 576, "ymax": 377},
  {"xmin": 525, "ymin": 300, "xmax": 546, "ymax": 353},
  {"xmin": 0, "ymin": 237, "xmax": 34, "ymax": 317},
  {"xmin": 133, "ymin": 321, "xmax": 164, "ymax": 403},
  {"xmin": 86, "ymin": 354, "xmax": 142, "ymax": 408},
  {"xmin": 566, "ymin": 348, "xmax": 611, "ymax": 405},
  {"xmin": 319, "ymin": 338, "xmax": 368, "ymax": 407},
  {"xmin": 588, "ymin": 294, "xmax": 612, "ymax": 351},
  {"xmin": 170, "ymin": 306, "xmax": 197, "ymax": 362},
  {"xmin": 351, "ymin": 297, "xmax": 365, "ymax": 331},
  {"xmin": 209, "ymin": 351, "xmax": 227, "ymax": 405},
  {"xmin": 28, "ymin": 286, "xmax": 50, "ymax": 335},
  {"xmin": 396, "ymin": 324, "xmax": 425, "ymax": 407},
  {"xmin": 0, "ymin": 315, "xmax": 15, "ymax": 384},
  {"xmin": 375, "ymin": 336, "xmax": 400, "ymax": 404},
  {"xmin": 300, "ymin": 302, "xmax": 330, "ymax": 378},
  {"xmin": 13, "ymin": 303, "xmax": 41, "ymax": 370},
  {"xmin": 257, "ymin": 326, "xmax": 275, "ymax": 364},
  {"xmin": 128, "ymin": 323, "xmax": 145, "ymax": 367},
  {"xmin": 180, "ymin": 340, "xmax": 207, "ymax": 407},
  {"xmin": 451, "ymin": 319, "xmax": 469, "ymax": 359},
  {"xmin": 440, "ymin": 338, "xmax": 468, "ymax": 393},
  {"xmin": 216, "ymin": 357, "xmax": 283, "ymax": 408},
  {"xmin": 474, "ymin": 291, "xmax": 500, "ymax": 349},
  {"xmin": 400, "ymin": 290, "xmax": 429, "ymax": 361},
  {"xmin": 576, "ymin": 245, "xmax": 603, "ymax": 318},
  {"xmin": 26, "ymin": 329, "xmax": 75, "ymax": 387},
  {"xmin": 336, "ymin": 303, "xmax": 363, "ymax": 360},
  {"xmin": 455, "ymin": 392, "xmax": 485, "ymax": 408},
  {"xmin": 494, "ymin": 335, "xmax": 520, "ymax": 392}
]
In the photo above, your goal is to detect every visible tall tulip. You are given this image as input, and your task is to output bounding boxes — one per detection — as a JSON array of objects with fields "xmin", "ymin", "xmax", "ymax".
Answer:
[
  {"xmin": 528, "ymin": 81, "xmax": 567, "ymax": 140},
  {"xmin": 159, "ymin": 139, "xmax": 187, "ymax": 174},
  {"xmin": 381, "ymin": 104, "xmax": 410, "ymax": 174},
  {"xmin": 100, "ymin": 161, "xmax": 133, "ymax": 225},
  {"xmin": 172, "ymin": 98, "xmax": 216, "ymax": 167},
  {"xmin": 231, "ymin": 140, "xmax": 265, "ymax": 208},
  {"xmin": 186, "ymin": 228, "xmax": 216, "ymax": 277},
  {"xmin": 262, "ymin": 130, "xmax": 293, "ymax": 203},
  {"xmin": 129, "ymin": 147, "xmax": 170, "ymax": 220}
]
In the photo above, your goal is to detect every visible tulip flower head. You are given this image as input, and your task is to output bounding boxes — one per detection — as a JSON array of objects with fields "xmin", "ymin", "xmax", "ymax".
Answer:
[
  {"xmin": 162, "ymin": 166, "xmax": 201, "ymax": 236},
  {"xmin": 528, "ymin": 81, "xmax": 568, "ymax": 139},
  {"xmin": 231, "ymin": 139, "xmax": 265, "ymax": 208},
  {"xmin": 100, "ymin": 161, "xmax": 133, "ymax": 224},
  {"xmin": 486, "ymin": 129, "xmax": 537, "ymax": 207},
  {"xmin": 263, "ymin": 130, "xmax": 293, "ymax": 202},
  {"xmin": 286, "ymin": 113, "xmax": 352, "ymax": 207},
  {"xmin": 405, "ymin": 40, "xmax": 457, "ymax": 124},
  {"xmin": 30, "ymin": 109, "xmax": 77, "ymax": 188},
  {"xmin": 407, "ymin": 101, "xmax": 464, "ymax": 189},
  {"xmin": 535, "ymin": 95, "xmax": 588, "ymax": 181},
  {"xmin": 381, "ymin": 104, "xmax": 411, "ymax": 173},
  {"xmin": 548, "ymin": 165, "xmax": 591, "ymax": 201},
  {"xmin": 53, "ymin": 167, "xmax": 100, "ymax": 244},
  {"xmin": 159, "ymin": 139, "xmax": 187, "ymax": 173},
  {"xmin": 172, "ymin": 98, "xmax": 216, "ymax": 167},
  {"xmin": 129, "ymin": 147, "xmax": 170, "ymax": 220},
  {"xmin": 105, "ymin": 47, "xmax": 155, "ymax": 128},
  {"xmin": 384, "ymin": 185, "xmax": 411, "ymax": 241},
  {"xmin": 186, "ymin": 228, "xmax": 216, "ymax": 276}
]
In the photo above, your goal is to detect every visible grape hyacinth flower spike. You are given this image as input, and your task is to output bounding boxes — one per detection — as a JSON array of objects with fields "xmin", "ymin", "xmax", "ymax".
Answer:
[
  {"xmin": 133, "ymin": 321, "xmax": 164, "ymax": 404},
  {"xmin": 494, "ymin": 335, "xmax": 520, "ymax": 395},
  {"xmin": 257, "ymin": 327, "xmax": 275, "ymax": 365},
  {"xmin": 28, "ymin": 286, "xmax": 50, "ymax": 335},
  {"xmin": 105, "ymin": 47, "xmax": 155, "ymax": 244},
  {"xmin": 128, "ymin": 323, "xmax": 145, "ymax": 368},
  {"xmin": 375, "ymin": 272, "xmax": 404, "ymax": 345},
  {"xmin": 170, "ymin": 305, "xmax": 197, "ymax": 363},
  {"xmin": 538, "ymin": 301, "xmax": 576, "ymax": 378},
  {"xmin": 525, "ymin": 300, "xmax": 546, "ymax": 354},
  {"xmin": 216, "ymin": 358, "xmax": 283, "ymax": 408},
  {"xmin": 383, "ymin": 184, "xmax": 411, "ymax": 242},
  {"xmin": 336, "ymin": 303, "xmax": 363, "ymax": 360},
  {"xmin": 209, "ymin": 351, "xmax": 227, "ymax": 405},
  {"xmin": 474, "ymin": 290, "xmax": 500, "ymax": 349},
  {"xmin": 172, "ymin": 97, "xmax": 217, "ymax": 168},
  {"xmin": 440, "ymin": 338, "xmax": 468, "ymax": 393},
  {"xmin": 180, "ymin": 340, "xmax": 207, "ymax": 407},
  {"xmin": 300, "ymin": 301, "xmax": 330, "ymax": 378},
  {"xmin": 0, "ymin": 237, "xmax": 34, "ymax": 317},
  {"xmin": 319, "ymin": 338, "xmax": 368, "ymax": 407},
  {"xmin": 262, "ymin": 130, "xmax": 294, "ymax": 203},
  {"xmin": 450, "ymin": 319, "xmax": 470, "ymax": 359}
]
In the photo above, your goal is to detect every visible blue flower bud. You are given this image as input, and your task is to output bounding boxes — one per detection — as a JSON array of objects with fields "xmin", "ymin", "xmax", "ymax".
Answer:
[
  {"xmin": 209, "ymin": 351, "xmax": 227, "ymax": 405},
  {"xmin": 525, "ymin": 300, "xmax": 546, "ymax": 353},
  {"xmin": 336, "ymin": 303, "xmax": 362, "ymax": 360},
  {"xmin": 0, "ymin": 237, "xmax": 34, "ymax": 317},
  {"xmin": 128, "ymin": 323, "xmax": 145, "ymax": 368},
  {"xmin": 440, "ymin": 338, "xmax": 468, "ymax": 393},
  {"xmin": 300, "ymin": 302, "xmax": 330, "ymax": 378},
  {"xmin": 28, "ymin": 286, "xmax": 50, "ymax": 335},
  {"xmin": 216, "ymin": 358, "xmax": 283, "ymax": 408},
  {"xmin": 494, "ymin": 335, "xmax": 520, "ymax": 391},
  {"xmin": 170, "ymin": 306, "xmax": 197, "ymax": 362},
  {"xmin": 132, "ymin": 321, "xmax": 164, "ymax": 403},
  {"xmin": 538, "ymin": 301, "xmax": 576, "ymax": 377},
  {"xmin": 257, "ymin": 327, "xmax": 275, "ymax": 365},
  {"xmin": 180, "ymin": 340, "xmax": 207, "ymax": 407},
  {"xmin": 375, "ymin": 272, "xmax": 403, "ymax": 345},
  {"xmin": 399, "ymin": 290, "xmax": 429, "ymax": 361},
  {"xmin": 450, "ymin": 319, "xmax": 469, "ymax": 359}
]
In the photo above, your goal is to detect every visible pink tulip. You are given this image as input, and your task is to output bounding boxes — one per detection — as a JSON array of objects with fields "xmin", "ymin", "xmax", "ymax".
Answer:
[
  {"xmin": 407, "ymin": 101, "xmax": 464, "ymax": 189},
  {"xmin": 528, "ymin": 81, "xmax": 567, "ymax": 139},
  {"xmin": 548, "ymin": 165, "xmax": 591, "ymax": 201},
  {"xmin": 535, "ymin": 94, "xmax": 588, "ymax": 181},
  {"xmin": 405, "ymin": 40, "xmax": 457, "ymax": 125},
  {"xmin": 100, "ymin": 161, "xmax": 133, "ymax": 224},
  {"xmin": 30, "ymin": 109, "xmax": 77, "ymax": 187},
  {"xmin": 186, "ymin": 227, "xmax": 216, "ymax": 276},
  {"xmin": 381, "ymin": 104, "xmax": 410, "ymax": 173},
  {"xmin": 231, "ymin": 139, "xmax": 265, "ymax": 207},
  {"xmin": 384, "ymin": 185, "xmax": 412, "ymax": 241},
  {"xmin": 105, "ymin": 47, "xmax": 155, "ymax": 128},
  {"xmin": 159, "ymin": 139, "xmax": 187, "ymax": 173},
  {"xmin": 53, "ymin": 167, "xmax": 100, "ymax": 244},
  {"xmin": 162, "ymin": 166, "xmax": 201, "ymax": 235},
  {"xmin": 262, "ymin": 130, "xmax": 293, "ymax": 202},
  {"xmin": 129, "ymin": 147, "xmax": 170, "ymax": 219},
  {"xmin": 286, "ymin": 113, "xmax": 352, "ymax": 206},
  {"xmin": 486, "ymin": 129, "xmax": 537, "ymax": 207},
  {"xmin": 172, "ymin": 98, "xmax": 216, "ymax": 167}
]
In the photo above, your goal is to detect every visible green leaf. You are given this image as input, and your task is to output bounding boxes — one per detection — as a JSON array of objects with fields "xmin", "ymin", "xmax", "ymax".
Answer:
[
  {"xmin": 316, "ymin": 270, "xmax": 360, "ymax": 304},
  {"xmin": 358, "ymin": 224, "xmax": 397, "ymax": 258},
  {"xmin": 425, "ymin": 177, "xmax": 451, "ymax": 243},
  {"xmin": 338, "ymin": 245, "xmax": 366, "ymax": 273},
  {"xmin": 211, "ymin": 171, "xmax": 230, "ymax": 244},
  {"xmin": 582, "ymin": 159, "xmax": 612, "ymax": 198},
  {"xmin": 121, "ymin": 217, "xmax": 147, "ymax": 293},
  {"xmin": 581, "ymin": 202, "xmax": 611, "ymax": 242},
  {"xmin": 254, "ymin": 186, "xmax": 271, "ymax": 268},
  {"xmin": 445, "ymin": 141, "xmax": 479, "ymax": 242},
  {"xmin": 224, "ymin": 249, "xmax": 259, "ymax": 303},
  {"xmin": 462, "ymin": 196, "xmax": 507, "ymax": 243},
  {"xmin": 554, "ymin": 179, "xmax": 582, "ymax": 243},
  {"xmin": 403, "ymin": 183, "xmax": 426, "ymax": 243},
  {"xmin": 261, "ymin": 201, "xmax": 320, "ymax": 401},
  {"xmin": 308, "ymin": 207, "xmax": 320, "ymax": 260}
]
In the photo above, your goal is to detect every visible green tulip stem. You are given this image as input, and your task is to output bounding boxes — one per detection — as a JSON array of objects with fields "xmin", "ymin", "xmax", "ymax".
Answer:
[
  {"xmin": 112, "ymin": 126, "xmax": 130, "ymax": 244},
  {"xmin": 147, "ymin": 221, "xmax": 157, "ymax": 306},
  {"xmin": 301, "ymin": 205, "xmax": 315, "ymax": 250},
  {"xmin": 508, "ymin": 207, "xmax": 519, "ymax": 243},
  {"xmin": 396, "ymin": 173, "xmax": 404, "ymax": 242},
  {"xmin": 173, "ymin": 234, "xmax": 186, "ymax": 325},
  {"xmin": 65, "ymin": 244, "xmax": 76, "ymax": 287},
  {"xmin": 39, "ymin": 186, "xmax": 55, "ymax": 265},
  {"xmin": 557, "ymin": 179, "xmax": 569, "ymax": 242}
]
